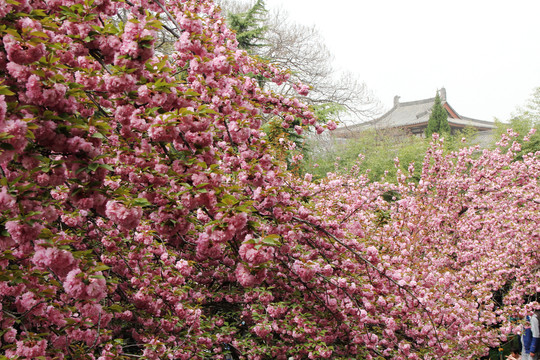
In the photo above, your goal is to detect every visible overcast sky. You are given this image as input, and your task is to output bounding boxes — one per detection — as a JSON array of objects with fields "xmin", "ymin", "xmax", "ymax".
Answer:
[{"xmin": 264, "ymin": 0, "xmax": 540, "ymax": 122}]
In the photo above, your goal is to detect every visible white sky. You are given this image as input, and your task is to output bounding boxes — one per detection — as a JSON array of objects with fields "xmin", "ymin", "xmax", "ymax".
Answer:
[{"xmin": 264, "ymin": 0, "xmax": 540, "ymax": 122}]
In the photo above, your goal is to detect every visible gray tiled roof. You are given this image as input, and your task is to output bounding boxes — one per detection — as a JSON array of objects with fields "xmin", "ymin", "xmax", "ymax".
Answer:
[
  {"xmin": 334, "ymin": 90, "xmax": 495, "ymax": 137},
  {"xmin": 371, "ymin": 98, "xmax": 435, "ymax": 128},
  {"xmin": 370, "ymin": 98, "xmax": 495, "ymax": 129}
]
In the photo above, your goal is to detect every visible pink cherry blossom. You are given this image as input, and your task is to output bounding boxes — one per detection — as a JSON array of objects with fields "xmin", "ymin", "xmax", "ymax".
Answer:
[
  {"xmin": 1, "ymin": 1, "xmax": 537, "ymax": 358},
  {"xmin": 32, "ymin": 247, "xmax": 78, "ymax": 278},
  {"xmin": 64, "ymin": 268, "xmax": 106, "ymax": 301},
  {"xmin": 105, "ymin": 201, "xmax": 143, "ymax": 230}
]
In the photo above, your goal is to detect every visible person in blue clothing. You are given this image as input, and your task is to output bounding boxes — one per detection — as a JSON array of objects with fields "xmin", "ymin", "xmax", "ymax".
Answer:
[{"xmin": 522, "ymin": 311, "xmax": 540, "ymax": 360}]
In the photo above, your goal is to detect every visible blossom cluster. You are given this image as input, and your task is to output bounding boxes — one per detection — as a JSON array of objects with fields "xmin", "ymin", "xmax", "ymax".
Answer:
[{"xmin": 0, "ymin": 0, "xmax": 539, "ymax": 359}]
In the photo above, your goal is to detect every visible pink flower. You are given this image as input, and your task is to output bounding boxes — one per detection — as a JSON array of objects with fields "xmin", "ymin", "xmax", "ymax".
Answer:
[
  {"xmin": 326, "ymin": 121, "xmax": 337, "ymax": 131},
  {"xmin": 212, "ymin": 55, "xmax": 231, "ymax": 74},
  {"xmin": 175, "ymin": 259, "xmax": 193, "ymax": 277},
  {"xmin": 292, "ymin": 260, "xmax": 316, "ymax": 282},
  {"xmin": 66, "ymin": 136, "xmax": 95, "ymax": 154},
  {"xmin": 148, "ymin": 115, "xmax": 180, "ymax": 142},
  {"xmin": 3, "ymin": 34, "xmax": 46, "ymax": 64},
  {"xmin": 14, "ymin": 339, "xmax": 47, "ymax": 358},
  {"xmin": 0, "ymin": 186, "xmax": 15, "ymax": 211},
  {"xmin": 253, "ymin": 324, "xmax": 271, "ymax": 338},
  {"xmin": 6, "ymin": 62, "xmax": 31, "ymax": 83},
  {"xmin": 103, "ymin": 73, "xmax": 136, "ymax": 93},
  {"xmin": 32, "ymin": 247, "xmax": 77, "ymax": 278},
  {"xmin": 295, "ymin": 83, "xmax": 310, "ymax": 96},
  {"xmin": 5, "ymin": 220, "xmax": 42, "ymax": 244},
  {"xmin": 80, "ymin": 303, "xmax": 103, "ymax": 324},
  {"xmin": 0, "ymin": 95, "xmax": 6, "ymax": 124},
  {"xmin": 64, "ymin": 268, "xmax": 107, "ymax": 301},
  {"xmin": 235, "ymin": 263, "xmax": 258, "ymax": 287},
  {"xmin": 238, "ymin": 240, "xmax": 273, "ymax": 266},
  {"xmin": 15, "ymin": 291, "xmax": 44, "ymax": 316},
  {"xmin": 3, "ymin": 327, "xmax": 16, "ymax": 343},
  {"xmin": 105, "ymin": 201, "xmax": 142, "ymax": 230}
]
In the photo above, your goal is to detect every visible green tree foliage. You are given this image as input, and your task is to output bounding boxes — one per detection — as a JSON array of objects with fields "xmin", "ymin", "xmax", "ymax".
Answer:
[
  {"xmin": 425, "ymin": 91, "xmax": 450, "ymax": 137},
  {"xmin": 226, "ymin": 0, "xmax": 268, "ymax": 51},
  {"xmin": 443, "ymin": 126, "xmax": 478, "ymax": 152},
  {"xmin": 305, "ymin": 126, "xmax": 481, "ymax": 182},
  {"xmin": 519, "ymin": 86, "xmax": 540, "ymax": 122},
  {"xmin": 305, "ymin": 128, "xmax": 428, "ymax": 182},
  {"xmin": 261, "ymin": 117, "xmax": 307, "ymax": 174},
  {"xmin": 494, "ymin": 86, "xmax": 540, "ymax": 159}
]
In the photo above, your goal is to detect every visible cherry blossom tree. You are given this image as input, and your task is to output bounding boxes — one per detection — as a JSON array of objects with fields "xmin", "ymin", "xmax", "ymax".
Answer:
[{"xmin": 1, "ymin": 1, "xmax": 539, "ymax": 360}]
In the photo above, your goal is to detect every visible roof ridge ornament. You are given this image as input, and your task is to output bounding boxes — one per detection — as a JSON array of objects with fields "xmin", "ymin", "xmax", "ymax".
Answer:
[{"xmin": 439, "ymin": 87, "xmax": 446, "ymax": 101}]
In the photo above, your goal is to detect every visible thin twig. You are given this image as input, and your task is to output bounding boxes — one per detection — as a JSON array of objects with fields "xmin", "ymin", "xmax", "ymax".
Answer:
[
  {"xmin": 223, "ymin": 119, "xmax": 237, "ymax": 149},
  {"xmin": 162, "ymin": 23, "xmax": 180, "ymax": 39},
  {"xmin": 89, "ymin": 50, "xmax": 112, "ymax": 75},
  {"xmin": 85, "ymin": 91, "xmax": 112, "ymax": 118},
  {"xmin": 89, "ymin": 310, "xmax": 102, "ymax": 349},
  {"xmin": 154, "ymin": 0, "xmax": 182, "ymax": 38},
  {"xmin": 179, "ymin": 132, "xmax": 195, "ymax": 154},
  {"xmin": 2, "ymin": 301, "xmax": 47, "ymax": 320},
  {"xmin": 47, "ymin": 266, "xmax": 63, "ymax": 285}
]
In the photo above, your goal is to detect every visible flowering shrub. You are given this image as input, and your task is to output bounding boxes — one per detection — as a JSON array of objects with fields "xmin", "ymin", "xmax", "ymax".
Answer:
[{"xmin": 0, "ymin": 1, "xmax": 539, "ymax": 359}]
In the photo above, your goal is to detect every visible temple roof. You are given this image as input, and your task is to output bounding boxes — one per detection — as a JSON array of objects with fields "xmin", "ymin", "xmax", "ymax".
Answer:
[{"xmin": 333, "ymin": 88, "xmax": 495, "ymax": 137}]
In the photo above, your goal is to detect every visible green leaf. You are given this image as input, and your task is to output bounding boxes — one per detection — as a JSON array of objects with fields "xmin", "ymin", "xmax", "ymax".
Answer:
[
  {"xmin": 132, "ymin": 197, "xmax": 151, "ymax": 207},
  {"xmin": 68, "ymin": 82, "xmax": 85, "ymax": 89},
  {"xmin": 108, "ymin": 304, "xmax": 124, "ymax": 313},
  {"xmin": 88, "ymin": 163, "xmax": 99, "ymax": 171},
  {"xmin": 72, "ymin": 249, "xmax": 93, "ymax": 258},
  {"xmin": 0, "ymin": 143, "xmax": 14, "ymax": 150},
  {"xmin": 221, "ymin": 194, "xmax": 238, "ymax": 206},
  {"xmin": 99, "ymin": 163, "xmax": 114, "ymax": 171},
  {"xmin": 184, "ymin": 89, "xmax": 200, "ymax": 97},
  {"xmin": 39, "ymin": 228, "xmax": 54, "ymax": 239},
  {"xmin": 0, "ymin": 87, "xmax": 15, "ymax": 96},
  {"xmin": 25, "ymin": 211, "xmax": 42, "ymax": 217},
  {"xmin": 261, "ymin": 234, "xmax": 280, "ymax": 246},
  {"xmin": 29, "ymin": 9, "xmax": 47, "ymax": 17},
  {"xmin": 4, "ymin": 28, "xmax": 20, "ymax": 39},
  {"xmin": 91, "ymin": 132, "xmax": 106, "ymax": 139},
  {"xmin": 236, "ymin": 205, "xmax": 253, "ymax": 213},
  {"xmin": 75, "ymin": 167, "xmax": 87, "ymax": 175},
  {"xmin": 92, "ymin": 264, "xmax": 110, "ymax": 272},
  {"xmin": 30, "ymin": 31, "xmax": 49, "ymax": 38},
  {"xmin": 146, "ymin": 19, "xmax": 163, "ymax": 30},
  {"xmin": 198, "ymin": 105, "xmax": 218, "ymax": 115}
]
